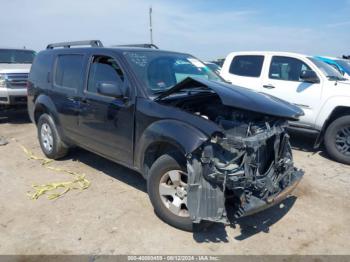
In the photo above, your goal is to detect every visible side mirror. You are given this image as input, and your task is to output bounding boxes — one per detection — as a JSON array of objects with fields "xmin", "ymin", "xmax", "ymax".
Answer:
[
  {"xmin": 300, "ymin": 70, "xmax": 320, "ymax": 83},
  {"xmin": 97, "ymin": 81, "xmax": 123, "ymax": 98}
]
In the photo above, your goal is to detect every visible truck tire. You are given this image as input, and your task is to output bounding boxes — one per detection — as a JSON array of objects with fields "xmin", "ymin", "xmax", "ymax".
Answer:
[
  {"xmin": 37, "ymin": 113, "xmax": 68, "ymax": 159},
  {"xmin": 147, "ymin": 152, "xmax": 195, "ymax": 231},
  {"xmin": 324, "ymin": 115, "xmax": 350, "ymax": 165}
]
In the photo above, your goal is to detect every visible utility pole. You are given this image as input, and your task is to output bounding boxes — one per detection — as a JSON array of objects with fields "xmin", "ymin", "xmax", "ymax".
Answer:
[{"xmin": 149, "ymin": 6, "xmax": 153, "ymax": 45}]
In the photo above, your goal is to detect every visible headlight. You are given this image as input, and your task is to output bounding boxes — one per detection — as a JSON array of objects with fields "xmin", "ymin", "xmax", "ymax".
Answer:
[{"xmin": 0, "ymin": 73, "xmax": 7, "ymax": 88}]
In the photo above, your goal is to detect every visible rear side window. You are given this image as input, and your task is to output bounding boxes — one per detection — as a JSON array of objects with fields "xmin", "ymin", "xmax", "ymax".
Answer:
[
  {"xmin": 29, "ymin": 52, "xmax": 53, "ymax": 84},
  {"xmin": 54, "ymin": 54, "xmax": 84, "ymax": 89},
  {"xmin": 229, "ymin": 55, "xmax": 264, "ymax": 77}
]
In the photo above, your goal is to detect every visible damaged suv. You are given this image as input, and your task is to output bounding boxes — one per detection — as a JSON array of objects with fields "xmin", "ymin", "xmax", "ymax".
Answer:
[{"xmin": 28, "ymin": 41, "xmax": 304, "ymax": 231}]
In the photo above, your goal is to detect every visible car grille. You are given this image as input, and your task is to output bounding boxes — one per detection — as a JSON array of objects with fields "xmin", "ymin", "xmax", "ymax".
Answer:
[{"xmin": 5, "ymin": 73, "xmax": 29, "ymax": 89}]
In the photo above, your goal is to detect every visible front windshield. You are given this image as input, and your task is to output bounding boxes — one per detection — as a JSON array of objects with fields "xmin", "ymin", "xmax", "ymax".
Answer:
[
  {"xmin": 335, "ymin": 59, "xmax": 350, "ymax": 75},
  {"xmin": 309, "ymin": 57, "xmax": 346, "ymax": 80},
  {"xmin": 0, "ymin": 49, "xmax": 36, "ymax": 64},
  {"xmin": 123, "ymin": 51, "xmax": 223, "ymax": 95}
]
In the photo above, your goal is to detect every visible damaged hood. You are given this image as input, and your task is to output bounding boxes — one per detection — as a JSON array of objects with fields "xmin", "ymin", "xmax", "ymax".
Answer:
[{"xmin": 156, "ymin": 77, "xmax": 304, "ymax": 121}]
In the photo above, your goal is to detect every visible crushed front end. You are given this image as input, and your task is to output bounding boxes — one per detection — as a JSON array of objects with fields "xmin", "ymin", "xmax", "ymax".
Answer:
[{"xmin": 186, "ymin": 118, "xmax": 304, "ymax": 223}]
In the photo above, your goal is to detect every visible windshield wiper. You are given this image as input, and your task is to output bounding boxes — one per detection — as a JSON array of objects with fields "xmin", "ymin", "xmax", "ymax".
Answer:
[{"xmin": 152, "ymin": 89, "xmax": 175, "ymax": 95}]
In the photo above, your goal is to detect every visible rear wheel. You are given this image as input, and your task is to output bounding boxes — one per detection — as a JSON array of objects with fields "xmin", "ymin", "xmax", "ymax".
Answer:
[
  {"xmin": 37, "ymin": 113, "xmax": 68, "ymax": 159},
  {"xmin": 324, "ymin": 115, "xmax": 350, "ymax": 165},
  {"xmin": 147, "ymin": 153, "xmax": 194, "ymax": 231}
]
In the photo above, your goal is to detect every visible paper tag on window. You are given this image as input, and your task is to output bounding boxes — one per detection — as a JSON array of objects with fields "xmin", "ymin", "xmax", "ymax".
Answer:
[{"xmin": 188, "ymin": 58, "xmax": 206, "ymax": 68}]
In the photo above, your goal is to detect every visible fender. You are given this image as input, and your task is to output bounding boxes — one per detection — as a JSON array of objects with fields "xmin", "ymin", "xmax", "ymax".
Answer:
[
  {"xmin": 33, "ymin": 94, "xmax": 64, "ymax": 135},
  {"xmin": 135, "ymin": 119, "xmax": 210, "ymax": 171},
  {"xmin": 315, "ymin": 95, "xmax": 350, "ymax": 130},
  {"xmin": 314, "ymin": 96, "xmax": 350, "ymax": 147}
]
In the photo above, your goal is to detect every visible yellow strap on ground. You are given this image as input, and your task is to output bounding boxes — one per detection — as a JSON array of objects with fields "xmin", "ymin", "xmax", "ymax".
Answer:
[
  {"xmin": 20, "ymin": 145, "xmax": 53, "ymax": 165},
  {"xmin": 19, "ymin": 144, "xmax": 91, "ymax": 200}
]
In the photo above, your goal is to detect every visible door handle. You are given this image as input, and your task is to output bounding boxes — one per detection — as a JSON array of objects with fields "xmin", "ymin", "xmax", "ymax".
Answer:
[{"xmin": 263, "ymin": 84, "xmax": 275, "ymax": 89}]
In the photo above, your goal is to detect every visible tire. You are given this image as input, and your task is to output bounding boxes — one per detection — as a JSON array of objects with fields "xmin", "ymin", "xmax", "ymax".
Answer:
[
  {"xmin": 324, "ymin": 115, "xmax": 350, "ymax": 165},
  {"xmin": 37, "ymin": 113, "xmax": 68, "ymax": 159},
  {"xmin": 147, "ymin": 152, "xmax": 195, "ymax": 232}
]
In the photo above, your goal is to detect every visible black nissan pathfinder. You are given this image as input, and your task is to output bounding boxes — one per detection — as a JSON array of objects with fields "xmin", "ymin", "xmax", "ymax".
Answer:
[{"xmin": 27, "ymin": 40, "xmax": 304, "ymax": 231}]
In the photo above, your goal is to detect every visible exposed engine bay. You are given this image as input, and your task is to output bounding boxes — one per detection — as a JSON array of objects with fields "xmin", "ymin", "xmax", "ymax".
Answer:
[{"xmin": 161, "ymin": 92, "xmax": 304, "ymax": 223}]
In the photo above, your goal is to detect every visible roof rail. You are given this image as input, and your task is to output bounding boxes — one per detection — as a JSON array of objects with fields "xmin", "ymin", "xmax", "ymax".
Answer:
[
  {"xmin": 46, "ymin": 40, "xmax": 104, "ymax": 49},
  {"xmin": 114, "ymin": 44, "xmax": 159, "ymax": 49}
]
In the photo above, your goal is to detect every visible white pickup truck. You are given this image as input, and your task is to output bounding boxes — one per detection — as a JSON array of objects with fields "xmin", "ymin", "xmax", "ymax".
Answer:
[
  {"xmin": 0, "ymin": 48, "xmax": 35, "ymax": 107},
  {"xmin": 220, "ymin": 51, "xmax": 350, "ymax": 164}
]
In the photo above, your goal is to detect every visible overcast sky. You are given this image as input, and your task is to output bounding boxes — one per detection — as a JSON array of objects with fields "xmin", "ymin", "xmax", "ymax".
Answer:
[{"xmin": 1, "ymin": 0, "xmax": 350, "ymax": 60}]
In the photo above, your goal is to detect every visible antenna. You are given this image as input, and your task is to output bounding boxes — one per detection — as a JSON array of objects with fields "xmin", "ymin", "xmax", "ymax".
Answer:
[{"xmin": 149, "ymin": 6, "xmax": 153, "ymax": 45}]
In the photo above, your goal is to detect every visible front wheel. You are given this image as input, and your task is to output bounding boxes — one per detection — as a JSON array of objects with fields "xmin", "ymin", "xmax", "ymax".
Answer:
[
  {"xmin": 324, "ymin": 115, "xmax": 350, "ymax": 165},
  {"xmin": 147, "ymin": 153, "xmax": 194, "ymax": 231}
]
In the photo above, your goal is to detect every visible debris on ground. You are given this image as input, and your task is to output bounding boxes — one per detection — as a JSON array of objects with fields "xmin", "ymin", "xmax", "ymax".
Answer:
[
  {"xmin": 20, "ymin": 144, "xmax": 91, "ymax": 200},
  {"xmin": 0, "ymin": 136, "xmax": 8, "ymax": 146}
]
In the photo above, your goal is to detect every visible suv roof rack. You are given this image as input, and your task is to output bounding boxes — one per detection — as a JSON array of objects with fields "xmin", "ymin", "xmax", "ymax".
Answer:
[
  {"xmin": 113, "ymin": 44, "xmax": 159, "ymax": 49},
  {"xmin": 46, "ymin": 40, "xmax": 104, "ymax": 50}
]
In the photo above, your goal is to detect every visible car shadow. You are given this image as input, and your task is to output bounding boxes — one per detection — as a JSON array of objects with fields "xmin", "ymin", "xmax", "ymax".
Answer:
[
  {"xmin": 231, "ymin": 196, "xmax": 297, "ymax": 241},
  {"xmin": 192, "ymin": 196, "xmax": 297, "ymax": 243},
  {"xmin": 67, "ymin": 148, "xmax": 147, "ymax": 193},
  {"xmin": 289, "ymin": 130, "xmax": 317, "ymax": 152},
  {"xmin": 0, "ymin": 107, "xmax": 30, "ymax": 124},
  {"xmin": 288, "ymin": 130, "xmax": 332, "ymax": 160}
]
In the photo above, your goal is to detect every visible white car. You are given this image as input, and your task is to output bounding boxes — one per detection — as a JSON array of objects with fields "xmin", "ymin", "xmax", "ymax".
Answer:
[
  {"xmin": 220, "ymin": 51, "xmax": 350, "ymax": 164},
  {"xmin": 0, "ymin": 48, "xmax": 35, "ymax": 107}
]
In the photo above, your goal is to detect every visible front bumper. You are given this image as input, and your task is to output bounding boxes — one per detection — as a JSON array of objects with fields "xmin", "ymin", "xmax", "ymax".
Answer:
[
  {"xmin": 237, "ymin": 169, "xmax": 303, "ymax": 217},
  {"xmin": 0, "ymin": 88, "xmax": 27, "ymax": 105},
  {"xmin": 187, "ymin": 120, "xmax": 304, "ymax": 224}
]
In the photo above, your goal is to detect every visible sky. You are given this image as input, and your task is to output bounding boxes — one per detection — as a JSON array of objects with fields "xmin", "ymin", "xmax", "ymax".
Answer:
[{"xmin": 1, "ymin": 0, "xmax": 350, "ymax": 60}]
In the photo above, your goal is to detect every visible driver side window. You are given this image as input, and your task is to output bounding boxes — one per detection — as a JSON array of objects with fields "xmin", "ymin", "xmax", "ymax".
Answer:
[
  {"xmin": 87, "ymin": 55, "xmax": 125, "ymax": 94},
  {"xmin": 269, "ymin": 56, "xmax": 311, "ymax": 82}
]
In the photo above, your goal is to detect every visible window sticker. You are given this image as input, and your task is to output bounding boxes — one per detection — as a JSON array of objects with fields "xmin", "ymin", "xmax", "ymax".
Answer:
[{"xmin": 126, "ymin": 52, "xmax": 148, "ymax": 67}]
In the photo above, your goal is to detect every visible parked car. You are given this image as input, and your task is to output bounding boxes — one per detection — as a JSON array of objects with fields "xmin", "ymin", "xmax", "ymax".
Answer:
[
  {"xmin": 28, "ymin": 41, "xmax": 303, "ymax": 231},
  {"xmin": 220, "ymin": 51, "xmax": 350, "ymax": 164},
  {"xmin": 0, "ymin": 48, "xmax": 36, "ymax": 107},
  {"xmin": 314, "ymin": 56, "xmax": 350, "ymax": 79}
]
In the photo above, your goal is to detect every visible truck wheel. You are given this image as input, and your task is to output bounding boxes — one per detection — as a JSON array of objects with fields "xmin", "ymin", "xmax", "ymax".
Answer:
[
  {"xmin": 37, "ymin": 113, "xmax": 68, "ymax": 159},
  {"xmin": 324, "ymin": 115, "xmax": 350, "ymax": 165},
  {"xmin": 147, "ymin": 153, "xmax": 195, "ymax": 231}
]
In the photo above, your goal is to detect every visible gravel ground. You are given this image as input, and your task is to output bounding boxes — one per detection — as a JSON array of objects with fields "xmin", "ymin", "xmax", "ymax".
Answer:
[{"xmin": 0, "ymin": 109, "xmax": 349, "ymax": 255}]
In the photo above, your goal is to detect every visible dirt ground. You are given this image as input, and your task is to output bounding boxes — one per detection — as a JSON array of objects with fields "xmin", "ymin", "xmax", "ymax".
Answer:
[{"xmin": 0, "ymin": 109, "xmax": 349, "ymax": 255}]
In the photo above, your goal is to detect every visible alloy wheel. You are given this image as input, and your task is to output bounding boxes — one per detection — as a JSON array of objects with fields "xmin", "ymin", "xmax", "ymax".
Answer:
[
  {"xmin": 41, "ymin": 123, "xmax": 53, "ymax": 153},
  {"xmin": 158, "ymin": 170, "xmax": 189, "ymax": 217}
]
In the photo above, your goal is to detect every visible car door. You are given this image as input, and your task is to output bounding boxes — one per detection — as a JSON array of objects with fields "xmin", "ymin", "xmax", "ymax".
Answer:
[
  {"xmin": 78, "ymin": 53, "xmax": 134, "ymax": 166},
  {"xmin": 51, "ymin": 53, "xmax": 86, "ymax": 141},
  {"xmin": 261, "ymin": 55, "xmax": 323, "ymax": 126},
  {"xmin": 221, "ymin": 54, "xmax": 265, "ymax": 91}
]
